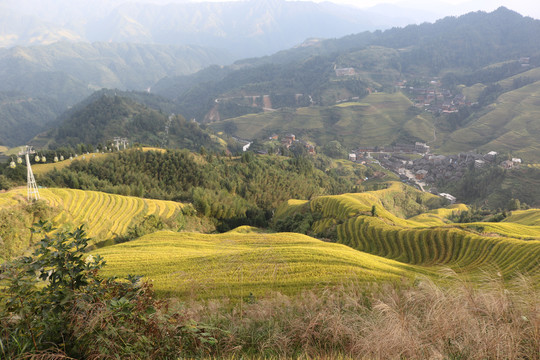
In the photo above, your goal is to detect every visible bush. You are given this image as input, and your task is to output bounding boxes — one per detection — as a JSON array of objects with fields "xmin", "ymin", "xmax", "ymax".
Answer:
[{"xmin": 0, "ymin": 221, "xmax": 215, "ymax": 359}]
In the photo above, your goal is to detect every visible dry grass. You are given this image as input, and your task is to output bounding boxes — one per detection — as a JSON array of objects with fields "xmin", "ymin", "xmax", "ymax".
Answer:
[{"xmin": 182, "ymin": 273, "xmax": 539, "ymax": 359}]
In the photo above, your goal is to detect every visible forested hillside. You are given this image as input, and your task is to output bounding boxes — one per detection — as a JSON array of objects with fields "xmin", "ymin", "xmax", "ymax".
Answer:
[
  {"xmin": 0, "ymin": 93, "xmax": 62, "ymax": 147},
  {"xmin": 38, "ymin": 95, "xmax": 228, "ymax": 152},
  {"xmin": 33, "ymin": 149, "xmax": 374, "ymax": 230}
]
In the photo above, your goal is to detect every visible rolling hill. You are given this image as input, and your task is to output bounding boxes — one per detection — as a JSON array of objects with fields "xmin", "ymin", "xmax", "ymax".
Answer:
[
  {"xmin": 149, "ymin": 8, "xmax": 540, "ymax": 165},
  {"xmin": 274, "ymin": 182, "xmax": 540, "ymax": 280},
  {"xmin": 93, "ymin": 228, "xmax": 431, "ymax": 299},
  {"xmin": 441, "ymin": 75, "xmax": 540, "ymax": 162},
  {"xmin": 1, "ymin": 179, "xmax": 538, "ymax": 302},
  {"xmin": 154, "ymin": 8, "xmax": 540, "ymax": 115},
  {"xmin": 210, "ymin": 92, "xmax": 435, "ymax": 149}
]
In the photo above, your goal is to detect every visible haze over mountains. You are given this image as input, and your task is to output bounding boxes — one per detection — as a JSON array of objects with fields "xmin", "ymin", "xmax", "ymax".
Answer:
[{"xmin": 2, "ymin": 0, "xmax": 538, "ymax": 58}]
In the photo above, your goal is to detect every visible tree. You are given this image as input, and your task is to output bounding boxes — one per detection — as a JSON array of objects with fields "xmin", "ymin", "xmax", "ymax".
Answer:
[
  {"xmin": 322, "ymin": 140, "xmax": 347, "ymax": 159},
  {"xmin": 507, "ymin": 198, "xmax": 521, "ymax": 211}
]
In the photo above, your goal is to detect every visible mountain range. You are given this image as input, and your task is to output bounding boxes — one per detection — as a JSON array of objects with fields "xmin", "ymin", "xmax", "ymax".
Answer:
[{"xmin": 3, "ymin": 0, "xmax": 536, "ymax": 59}]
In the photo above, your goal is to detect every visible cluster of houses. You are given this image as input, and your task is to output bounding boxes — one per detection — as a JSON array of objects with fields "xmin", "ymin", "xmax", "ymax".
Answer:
[
  {"xmin": 473, "ymin": 151, "xmax": 522, "ymax": 169},
  {"xmin": 349, "ymin": 147, "xmax": 523, "ymax": 204},
  {"xmin": 335, "ymin": 67, "xmax": 356, "ymax": 77},
  {"xmin": 372, "ymin": 150, "xmax": 522, "ymax": 186},
  {"xmin": 268, "ymin": 133, "xmax": 316, "ymax": 155},
  {"xmin": 398, "ymin": 79, "xmax": 472, "ymax": 114}
]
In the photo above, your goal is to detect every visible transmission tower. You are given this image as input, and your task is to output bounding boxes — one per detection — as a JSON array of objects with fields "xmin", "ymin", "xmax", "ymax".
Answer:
[
  {"xmin": 113, "ymin": 137, "xmax": 121, "ymax": 151},
  {"xmin": 18, "ymin": 146, "xmax": 40, "ymax": 202}
]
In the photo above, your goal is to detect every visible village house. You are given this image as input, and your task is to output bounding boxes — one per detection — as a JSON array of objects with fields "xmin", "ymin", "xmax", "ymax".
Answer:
[
  {"xmin": 429, "ymin": 155, "xmax": 447, "ymax": 165},
  {"xmin": 284, "ymin": 134, "xmax": 296, "ymax": 142},
  {"xmin": 475, "ymin": 159, "xmax": 486, "ymax": 168},
  {"xmin": 500, "ymin": 160, "xmax": 514, "ymax": 169},
  {"xmin": 356, "ymin": 146, "xmax": 376, "ymax": 153},
  {"xmin": 439, "ymin": 193, "xmax": 457, "ymax": 204},
  {"xmin": 415, "ymin": 169, "xmax": 428, "ymax": 180},
  {"xmin": 484, "ymin": 151, "xmax": 498, "ymax": 161},
  {"xmin": 348, "ymin": 153, "xmax": 357, "ymax": 162},
  {"xmin": 415, "ymin": 142, "xmax": 430, "ymax": 153},
  {"xmin": 335, "ymin": 67, "xmax": 356, "ymax": 77}
]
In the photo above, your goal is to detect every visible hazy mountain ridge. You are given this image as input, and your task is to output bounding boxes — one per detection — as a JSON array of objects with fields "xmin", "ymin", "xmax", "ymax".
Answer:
[
  {"xmin": 0, "ymin": 0, "xmax": 432, "ymax": 59},
  {"xmin": 0, "ymin": 42, "xmax": 231, "ymax": 146},
  {"xmin": 0, "ymin": 6, "xmax": 82, "ymax": 48},
  {"xmin": 84, "ymin": 0, "xmax": 385, "ymax": 58}
]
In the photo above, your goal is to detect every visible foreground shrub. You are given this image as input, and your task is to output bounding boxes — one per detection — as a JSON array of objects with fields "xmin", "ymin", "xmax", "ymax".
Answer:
[{"xmin": 0, "ymin": 222, "xmax": 215, "ymax": 359}]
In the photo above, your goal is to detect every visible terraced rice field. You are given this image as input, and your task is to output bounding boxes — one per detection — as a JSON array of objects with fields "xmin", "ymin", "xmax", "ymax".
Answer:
[
  {"xmin": 277, "ymin": 183, "xmax": 540, "ymax": 280},
  {"xmin": 94, "ymin": 228, "xmax": 430, "ymax": 299},
  {"xmin": 336, "ymin": 216, "xmax": 540, "ymax": 278},
  {"xmin": 504, "ymin": 208, "xmax": 540, "ymax": 226},
  {"xmin": 0, "ymin": 188, "xmax": 184, "ymax": 242}
]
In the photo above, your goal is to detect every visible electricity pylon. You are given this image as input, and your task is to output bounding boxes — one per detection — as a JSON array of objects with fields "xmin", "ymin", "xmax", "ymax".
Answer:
[{"xmin": 18, "ymin": 145, "xmax": 40, "ymax": 202}]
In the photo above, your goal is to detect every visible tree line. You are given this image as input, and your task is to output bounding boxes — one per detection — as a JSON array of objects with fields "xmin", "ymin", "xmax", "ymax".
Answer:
[{"xmin": 32, "ymin": 149, "xmax": 368, "ymax": 230}]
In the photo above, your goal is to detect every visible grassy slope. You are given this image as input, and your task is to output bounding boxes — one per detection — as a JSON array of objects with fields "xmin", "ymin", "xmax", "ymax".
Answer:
[
  {"xmin": 211, "ymin": 92, "xmax": 435, "ymax": 148},
  {"xmin": 32, "ymin": 153, "xmax": 111, "ymax": 176},
  {"xmin": 503, "ymin": 208, "xmax": 540, "ymax": 226},
  {"xmin": 31, "ymin": 147, "xmax": 162, "ymax": 176},
  {"xmin": 0, "ymin": 188, "xmax": 184, "ymax": 242},
  {"xmin": 276, "ymin": 182, "xmax": 540, "ymax": 280},
  {"xmin": 444, "ymin": 74, "xmax": 540, "ymax": 162},
  {"xmin": 94, "ymin": 228, "xmax": 430, "ymax": 299}
]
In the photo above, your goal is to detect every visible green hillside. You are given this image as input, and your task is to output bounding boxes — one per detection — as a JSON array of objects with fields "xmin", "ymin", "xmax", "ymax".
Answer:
[
  {"xmin": 42, "ymin": 95, "xmax": 227, "ymax": 152},
  {"xmin": 0, "ymin": 93, "xmax": 62, "ymax": 147},
  {"xmin": 94, "ymin": 228, "xmax": 430, "ymax": 299},
  {"xmin": 211, "ymin": 92, "xmax": 435, "ymax": 149},
  {"xmin": 442, "ymin": 80, "xmax": 540, "ymax": 161},
  {"xmin": 30, "ymin": 149, "xmax": 373, "ymax": 230},
  {"xmin": 441, "ymin": 164, "xmax": 540, "ymax": 208}
]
